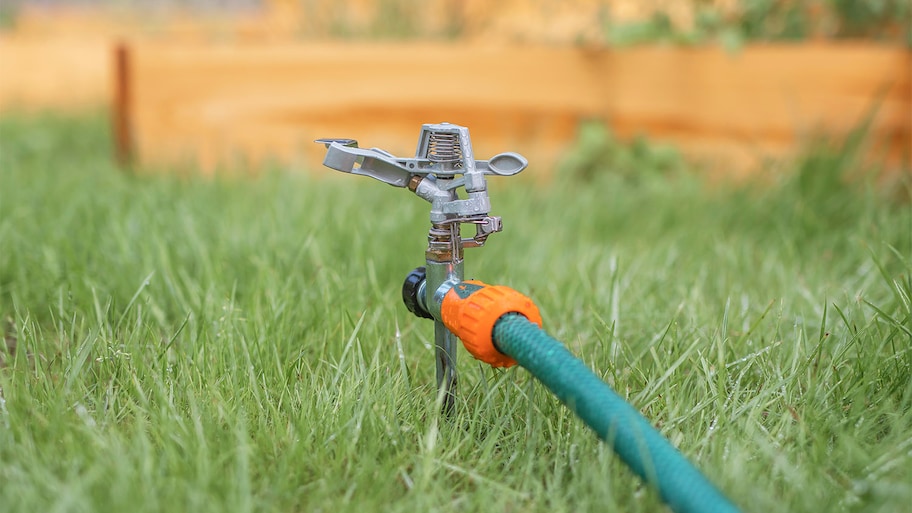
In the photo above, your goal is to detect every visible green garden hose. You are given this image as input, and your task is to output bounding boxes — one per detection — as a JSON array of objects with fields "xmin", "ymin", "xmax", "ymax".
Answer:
[{"xmin": 494, "ymin": 313, "xmax": 740, "ymax": 513}]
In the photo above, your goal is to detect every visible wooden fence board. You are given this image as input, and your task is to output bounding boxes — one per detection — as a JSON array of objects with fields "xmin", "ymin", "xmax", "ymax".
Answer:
[
  {"xmin": 600, "ymin": 44, "xmax": 911, "ymax": 172},
  {"xmin": 0, "ymin": 36, "xmax": 111, "ymax": 112},
  {"xmin": 121, "ymin": 41, "xmax": 909, "ymax": 176},
  {"xmin": 125, "ymin": 42, "xmax": 603, "ymax": 173}
]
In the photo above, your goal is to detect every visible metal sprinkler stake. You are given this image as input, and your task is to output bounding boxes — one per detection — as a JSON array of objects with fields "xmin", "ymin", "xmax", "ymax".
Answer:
[{"xmin": 317, "ymin": 123, "xmax": 527, "ymax": 413}]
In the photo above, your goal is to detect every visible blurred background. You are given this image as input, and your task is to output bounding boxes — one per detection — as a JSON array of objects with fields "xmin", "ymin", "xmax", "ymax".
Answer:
[
  {"xmin": 3, "ymin": 6, "xmax": 912, "ymax": 513},
  {"xmin": 0, "ymin": 0, "xmax": 909, "ymax": 180}
]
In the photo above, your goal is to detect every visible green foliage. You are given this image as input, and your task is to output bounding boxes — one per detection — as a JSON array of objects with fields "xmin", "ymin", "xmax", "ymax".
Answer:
[
  {"xmin": 1, "ymin": 113, "xmax": 911, "ymax": 512},
  {"xmin": 603, "ymin": 0, "xmax": 911, "ymax": 47},
  {"xmin": 737, "ymin": 0, "xmax": 810, "ymax": 40},
  {"xmin": 557, "ymin": 121, "xmax": 688, "ymax": 183},
  {"xmin": 301, "ymin": 0, "xmax": 464, "ymax": 40},
  {"xmin": 827, "ymin": 0, "xmax": 912, "ymax": 39},
  {"xmin": 0, "ymin": 1, "xmax": 17, "ymax": 31},
  {"xmin": 604, "ymin": 12, "xmax": 680, "ymax": 46}
]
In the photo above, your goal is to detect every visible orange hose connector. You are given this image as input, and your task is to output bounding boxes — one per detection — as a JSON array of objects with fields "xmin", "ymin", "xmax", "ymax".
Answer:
[{"xmin": 440, "ymin": 280, "xmax": 543, "ymax": 368}]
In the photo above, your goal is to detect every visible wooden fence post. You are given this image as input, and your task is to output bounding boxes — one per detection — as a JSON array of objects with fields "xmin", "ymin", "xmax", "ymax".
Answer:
[{"xmin": 112, "ymin": 41, "xmax": 133, "ymax": 168}]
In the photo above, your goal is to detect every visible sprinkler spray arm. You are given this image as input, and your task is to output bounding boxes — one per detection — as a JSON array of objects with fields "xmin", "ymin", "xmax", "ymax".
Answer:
[
  {"xmin": 317, "ymin": 126, "xmax": 527, "ymax": 222},
  {"xmin": 317, "ymin": 137, "xmax": 527, "ymax": 185},
  {"xmin": 316, "ymin": 122, "xmax": 528, "ymax": 413}
]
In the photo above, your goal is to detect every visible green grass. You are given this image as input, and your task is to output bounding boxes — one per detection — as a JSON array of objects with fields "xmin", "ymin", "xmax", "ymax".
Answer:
[{"xmin": 1, "ymin": 112, "xmax": 910, "ymax": 513}]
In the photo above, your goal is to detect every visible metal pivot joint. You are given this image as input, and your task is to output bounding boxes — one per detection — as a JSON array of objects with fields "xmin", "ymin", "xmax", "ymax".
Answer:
[{"xmin": 317, "ymin": 123, "xmax": 528, "ymax": 414}]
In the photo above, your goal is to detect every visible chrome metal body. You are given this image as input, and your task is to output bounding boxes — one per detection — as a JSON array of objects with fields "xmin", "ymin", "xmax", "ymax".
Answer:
[{"xmin": 426, "ymin": 259, "xmax": 462, "ymax": 414}]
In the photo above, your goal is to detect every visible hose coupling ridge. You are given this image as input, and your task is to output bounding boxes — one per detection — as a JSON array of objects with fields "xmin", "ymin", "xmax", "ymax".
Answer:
[{"xmin": 440, "ymin": 280, "xmax": 542, "ymax": 368}]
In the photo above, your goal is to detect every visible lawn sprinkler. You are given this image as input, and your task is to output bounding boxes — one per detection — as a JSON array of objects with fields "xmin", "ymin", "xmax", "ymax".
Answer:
[
  {"xmin": 318, "ymin": 122, "xmax": 529, "ymax": 414},
  {"xmin": 317, "ymin": 123, "xmax": 740, "ymax": 513}
]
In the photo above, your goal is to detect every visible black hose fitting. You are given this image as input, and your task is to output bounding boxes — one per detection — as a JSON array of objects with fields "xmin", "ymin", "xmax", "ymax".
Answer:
[{"xmin": 402, "ymin": 266, "xmax": 434, "ymax": 319}]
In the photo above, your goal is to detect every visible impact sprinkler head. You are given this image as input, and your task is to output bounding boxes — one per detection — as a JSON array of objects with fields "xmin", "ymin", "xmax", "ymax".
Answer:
[
  {"xmin": 316, "ymin": 122, "xmax": 528, "ymax": 413},
  {"xmin": 317, "ymin": 122, "xmax": 526, "ymax": 218}
]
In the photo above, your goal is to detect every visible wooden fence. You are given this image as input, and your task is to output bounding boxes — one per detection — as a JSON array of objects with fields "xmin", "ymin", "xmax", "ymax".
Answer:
[
  {"xmin": 1, "ymin": 6, "xmax": 908, "ymax": 178},
  {"xmin": 114, "ymin": 41, "xmax": 910, "ymax": 177}
]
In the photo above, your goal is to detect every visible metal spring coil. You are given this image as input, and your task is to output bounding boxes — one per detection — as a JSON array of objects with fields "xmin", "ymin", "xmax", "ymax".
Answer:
[{"xmin": 427, "ymin": 132, "xmax": 463, "ymax": 166}]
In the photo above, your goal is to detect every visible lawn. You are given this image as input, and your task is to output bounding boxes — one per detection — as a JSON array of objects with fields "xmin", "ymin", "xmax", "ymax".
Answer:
[{"xmin": 0, "ymin": 113, "xmax": 910, "ymax": 512}]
